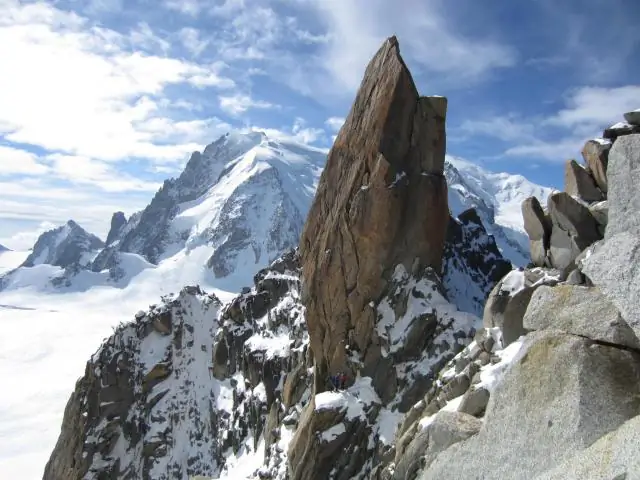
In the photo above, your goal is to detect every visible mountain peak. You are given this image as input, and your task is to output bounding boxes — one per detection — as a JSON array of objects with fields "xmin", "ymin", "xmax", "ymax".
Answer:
[{"xmin": 20, "ymin": 220, "xmax": 104, "ymax": 269}]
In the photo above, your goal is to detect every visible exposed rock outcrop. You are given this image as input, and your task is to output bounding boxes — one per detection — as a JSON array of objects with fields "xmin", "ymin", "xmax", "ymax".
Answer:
[
  {"xmin": 564, "ymin": 159, "xmax": 603, "ymax": 203},
  {"xmin": 521, "ymin": 197, "xmax": 551, "ymax": 267},
  {"xmin": 581, "ymin": 140, "xmax": 610, "ymax": 194},
  {"xmin": 20, "ymin": 220, "xmax": 104, "ymax": 269},
  {"xmin": 420, "ymin": 330, "xmax": 640, "ymax": 479},
  {"xmin": 105, "ymin": 212, "xmax": 128, "ymax": 246}
]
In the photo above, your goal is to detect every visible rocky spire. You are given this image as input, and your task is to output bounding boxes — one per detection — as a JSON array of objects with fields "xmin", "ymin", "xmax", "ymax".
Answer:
[
  {"xmin": 105, "ymin": 211, "xmax": 127, "ymax": 246},
  {"xmin": 299, "ymin": 36, "xmax": 449, "ymax": 396}
]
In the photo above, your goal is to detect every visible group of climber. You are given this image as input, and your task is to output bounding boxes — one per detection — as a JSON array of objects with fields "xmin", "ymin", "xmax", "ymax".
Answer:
[{"xmin": 329, "ymin": 372, "xmax": 348, "ymax": 391}]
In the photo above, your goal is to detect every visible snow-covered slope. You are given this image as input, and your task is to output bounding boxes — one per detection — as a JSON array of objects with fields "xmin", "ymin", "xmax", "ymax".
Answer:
[
  {"xmin": 445, "ymin": 156, "xmax": 554, "ymax": 266},
  {"xmin": 116, "ymin": 132, "xmax": 325, "ymax": 283}
]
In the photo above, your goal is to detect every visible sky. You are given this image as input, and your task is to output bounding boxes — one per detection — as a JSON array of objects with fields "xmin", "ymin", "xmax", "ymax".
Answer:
[{"xmin": 0, "ymin": 0, "xmax": 639, "ymax": 250}]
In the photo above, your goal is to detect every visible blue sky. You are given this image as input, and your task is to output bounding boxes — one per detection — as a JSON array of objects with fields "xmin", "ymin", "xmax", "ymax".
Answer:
[{"xmin": 0, "ymin": 0, "xmax": 638, "ymax": 249}]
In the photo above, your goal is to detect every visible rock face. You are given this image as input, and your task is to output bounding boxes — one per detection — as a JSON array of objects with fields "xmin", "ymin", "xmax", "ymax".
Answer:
[
  {"xmin": 581, "ymin": 140, "xmax": 610, "ymax": 194},
  {"xmin": 521, "ymin": 197, "xmax": 551, "ymax": 267},
  {"xmin": 624, "ymin": 109, "xmax": 640, "ymax": 126},
  {"xmin": 603, "ymin": 134, "xmax": 640, "ymax": 239},
  {"xmin": 105, "ymin": 211, "xmax": 128, "ymax": 246},
  {"xmin": 420, "ymin": 331, "xmax": 640, "ymax": 480},
  {"xmin": 523, "ymin": 284, "xmax": 640, "ymax": 349},
  {"xmin": 564, "ymin": 159, "xmax": 603, "ymax": 202},
  {"xmin": 441, "ymin": 209, "xmax": 512, "ymax": 317},
  {"xmin": 547, "ymin": 192, "xmax": 602, "ymax": 271},
  {"xmin": 483, "ymin": 268, "xmax": 559, "ymax": 347},
  {"xmin": 20, "ymin": 220, "xmax": 104, "ymax": 269},
  {"xmin": 300, "ymin": 36, "xmax": 449, "ymax": 396},
  {"xmin": 44, "ymin": 252, "xmax": 310, "ymax": 480}
]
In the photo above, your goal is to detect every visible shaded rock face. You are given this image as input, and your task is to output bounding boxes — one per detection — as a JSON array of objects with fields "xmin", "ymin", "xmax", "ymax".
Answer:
[
  {"xmin": 483, "ymin": 268, "xmax": 559, "ymax": 347},
  {"xmin": 106, "ymin": 212, "xmax": 128, "ymax": 246},
  {"xmin": 564, "ymin": 159, "xmax": 603, "ymax": 203},
  {"xmin": 521, "ymin": 197, "xmax": 551, "ymax": 267},
  {"xmin": 441, "ymin": 209, "xmax": 512, "ymax": 316},
  {"xmin": 20, "ymin": 220, "xmax": 104, "ymax": 269},
  {"xmin": 581, "ymin": 140, "xmax": 610, "ymax": 194},
  {"xmin": 299, "ymin": 36, "xmax": 449, "ymax": 397},
  {"xmin": 547, "ymin": 192, "xmax": 602, "ymax": 271}
]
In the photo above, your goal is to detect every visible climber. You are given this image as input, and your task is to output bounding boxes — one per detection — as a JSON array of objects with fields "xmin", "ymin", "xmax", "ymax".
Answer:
[
  {"xmin": 329, "ymin": 374, "xmax": 339, "ymax": 391},
  {"xmin": 339, "ymin": 372, "xmax": 347, "ymax": 390}
]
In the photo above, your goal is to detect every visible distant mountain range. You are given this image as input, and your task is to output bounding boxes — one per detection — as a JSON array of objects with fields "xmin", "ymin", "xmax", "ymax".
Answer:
[{"xmin": 0, "ymin": 131, "xmax": 552, "ymax": 294}]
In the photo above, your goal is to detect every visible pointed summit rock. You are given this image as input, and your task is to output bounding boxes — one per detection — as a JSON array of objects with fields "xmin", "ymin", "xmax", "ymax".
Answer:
[
  {"xmin": 299, "ymin": 36, "xmax": 449, "ymax": 396},
  {"xmin": 105, "ymin": 211, "xmax": 127, "ymax": 246}
]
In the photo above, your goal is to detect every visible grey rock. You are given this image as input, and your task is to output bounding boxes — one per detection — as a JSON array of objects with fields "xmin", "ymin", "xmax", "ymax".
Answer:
[
  {"xmin": 394, "ymin": 412, "xmax": 481, "ymax": 480},
  {"xmin": 624, "ymin": 109, "xmax": 640, "ymax": 126},
  {"xmin": 582, "ymin": 232, "xmax": 640, "ymax": 333},
  {"xmin": 523, "ymin": 284, "xmax": 640, "ymax": 349},
  {"xmin": 588, "ymin": 201, "xmax": 608, "ymax": 236},
  {"xmin": 604, "ymin": 122, "xmax": 640, "ymax": 140},
  {"xmin": 457, "ymin": 386, "xmax": 490, "ymax": 417},
  {"xmin": 581, "ymin": 140, "xmax": 610, "ymax": 194},
  {"xmin": 483, "ymin": 270, "xmax": 556, "ymax": 347},
  {"xmin": 105, "ymin": 212, "xmax": 127, "ymax": 246},
  {"xmin": 20, "ymin": 220, "xmax": 104, "ymax": 270},
  {"xmin": 522, "ymin": 197, "xmax": 551, "ymax": 267},
  {"xmin": 564, "ymin": 269, "xmax": 584, "ymax": 285},
  {"xmin": 564, "ymin": 159, "xmax": 603, "ymax": 203},
  {"xmin": 547, "ymin": 192, "xmax": 602, "ymax": 270},
  {"xmin": 420, "ymin": 331, "xmax": 640, "ymax": 480},
  {"xmin": 605, "ymin": 134, "xmax": 640, "ymax": 239},
  {"xmin": 534, "ymin": 414, "xmax": 640, "ymax": 480},
  {"xmin": 442, "ymin": 374, "xmax": 470, "ymax": 401}
]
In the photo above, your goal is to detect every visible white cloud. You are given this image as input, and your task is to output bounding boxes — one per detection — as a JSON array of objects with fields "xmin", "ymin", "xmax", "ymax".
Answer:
[
  {"xmin": 0, "ymin": 221, "xmax": 57, "ymax": 251},
  {"xmin": 219, "ymin": 94, "xmax": 276, "ymax": 116},
  {"xmin": 325, "ymin": 117, "xmax": 345, "ymax": 132},
  {"xmin": 302, "ymin": 0, "xmax": 516, "ymax": 94},
  {"xmin": 0, "ymin": 146, "xmax": 48, "ymax": 175},
  {"xmin": 0, "ymin": 0, "xmax": 234, "ymax": 163},
  {"xmin": 178, "ymin": 27, "xmax": 210, "ymax": 57},
  {"xmin": 245, "ymin": 118, "xmax": 327, "ymax": 147},
  {"xmin": 45, "ymin": 154, "xmax": 161, "ymax": 192},
  {"xmin": 162, "ymin": 0, "xmax": 204, "ymax": 16},
  {"xmin": 546, "ymin": 86, "xmax": 640, "ymax": 132},
  {"xmin": 465, "ymin": 85, "xmax": 640, "ymax": 162}
]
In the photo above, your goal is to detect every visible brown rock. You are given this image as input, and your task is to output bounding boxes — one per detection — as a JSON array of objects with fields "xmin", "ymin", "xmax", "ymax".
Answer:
[
  {"xmin": 299, "ymin": 36, "xmax": 449, "ymax": 396},
  {"xmin": 581, "ymin": 140, "xmax": 610, "ymax": 194},
  {"xmin": 564, "ymin": 159, "xmax": 603, "ymax": 203},
  {"xmin": 521, "ymin": 197, "xmax": 551, "ymax": 267},
  {"xmin": 142, "ymin": 363, "xmax": 171, "ymax": 394}
]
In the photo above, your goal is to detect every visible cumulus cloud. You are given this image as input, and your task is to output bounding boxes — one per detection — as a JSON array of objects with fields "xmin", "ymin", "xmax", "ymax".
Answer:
[
  {"xmin": 219, "ymin": 94, "xmax": 277, "ymax": 116},
  {"xmin": 0, "ymin": 0, "xmax": 234, "ymax": 163}
]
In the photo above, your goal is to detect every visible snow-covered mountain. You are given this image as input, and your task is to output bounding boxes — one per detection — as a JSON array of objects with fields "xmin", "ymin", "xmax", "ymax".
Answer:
[
  {"xmin": 20, "ymin": 220, "xmax": 104, "ymax": 269},
  {"xmin": 0, "ymin": 243, "xmax": 9, "ymax": 252},
  {"xmin": 445, "ymin": 156, "xmax": 555, "ymax": 266}
]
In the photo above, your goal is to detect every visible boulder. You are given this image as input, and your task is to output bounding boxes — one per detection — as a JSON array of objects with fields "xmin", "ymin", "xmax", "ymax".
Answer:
[
  {"xmin": 457, "ymin": 386, "xmax": 490, "ymax": 417},
  {"xmin": 393, "ymin": 411, "xmax": 481, "ymax": 480},
  {"xmin": 547, "ymin": 192, "xmax": 602, "ymax": 270},
  {"xmin": 534, "ymin": 414, "xmax": 640, "ymax": 480},
  {"xmin": 603, "ymin": 122, "xmax": 640, "ymax": 140},
  {"xmin": 299, "ymin": 36, "xmax": 449, "ymax": 396},
  {"xmin": 604, "ymin": 134, "xmax": 640, "ymax": 239},
  {"xmin": 581, "ymin": 140, "xmax": 610, "ymax": 194},
  {"xmin": 521, "ymin": 197, "xmax": 551, "ymax": 267},
  {"xmin": 419, "ymin": 331, "xmax": 640, "ymax": 480},
  {"xmin": 483, "ymin": 269, "xmax": 556, "ymax": 347},
  {"xmin": 588, "ymin": 201, "xmax": 608, "ymax": 236},
  {"xmin": 581, "ymin": 232, "xmax": 640, "ymax": 334},
  {"xmin": 564, "ymin": 159, "xmax": 603, "ymax": 203},
  {"xmin": 624, "ymin": 109, "xmax": 640, "ymax": 126},
  {"xmin": 523, "ymin": 285, "xmax": 640, "ymax": 350}
]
